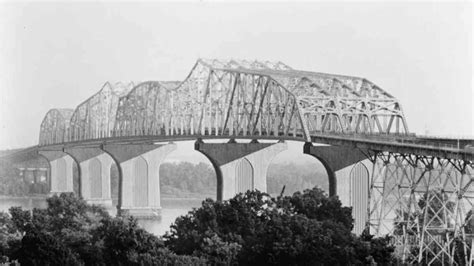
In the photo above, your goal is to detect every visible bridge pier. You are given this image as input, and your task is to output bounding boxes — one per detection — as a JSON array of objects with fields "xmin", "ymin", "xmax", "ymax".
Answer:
[
  {"xmin": 103, "ymin": 143, "xmax": 177, "ymax": 218},
  {"xmin": 195, "ymin": 139, "xmax": 287, "ymax": 201},
  {"xmin": 64, "ymin": 148, "xmax": 114, "ymax": 207},
  {"xmin": 303, "ymin": 142, "xmax": 370, "ymax": 234},
  {"xmin": 38, "ymin": 151, "xmax": 75, "ymax": 195}
]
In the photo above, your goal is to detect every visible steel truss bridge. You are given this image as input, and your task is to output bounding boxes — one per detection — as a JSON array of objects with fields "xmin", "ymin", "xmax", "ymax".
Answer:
[{"xmin": 5, "ymin": 59, "xmax": 474, "ymax": 264}]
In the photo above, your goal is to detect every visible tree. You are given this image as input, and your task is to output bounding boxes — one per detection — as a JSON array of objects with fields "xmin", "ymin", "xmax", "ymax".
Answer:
[
  {"xmin": 285, "ymin": 187, "xmax": 353, "ymax": 229},
  {"xmin": 165, "ymin": 187, "xmax": 394, "ymax": 265},
  {"xmin": 1, "ymin": 193, "xmax": 207, "ymax": 265}
]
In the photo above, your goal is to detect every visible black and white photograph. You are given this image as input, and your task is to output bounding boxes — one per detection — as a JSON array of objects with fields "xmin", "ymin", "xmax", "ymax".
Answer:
[{"xmin": 0, "ymin": 1, "xmax": 472, "ymax": 265}]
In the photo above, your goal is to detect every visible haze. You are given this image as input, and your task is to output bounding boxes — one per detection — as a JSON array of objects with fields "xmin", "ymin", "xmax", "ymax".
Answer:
[{"xmin": 0, "ymin": 1, "xmax": 472, "ymax": 151}]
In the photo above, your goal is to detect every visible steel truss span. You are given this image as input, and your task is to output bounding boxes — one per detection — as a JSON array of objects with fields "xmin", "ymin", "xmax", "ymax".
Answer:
[
  {"xmin": 39, "ymin": 58, "xmax": 409, "ymax": 145},
  {"xmin": 37, "ymin": 58, "xmax": 473, "ymax": 264},
  {"xmin": 39, "ymin": 108, "xmax": 73, "ymax": 145}
]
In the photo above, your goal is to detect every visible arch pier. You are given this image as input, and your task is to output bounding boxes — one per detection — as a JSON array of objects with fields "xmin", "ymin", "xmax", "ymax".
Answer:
[
  {"xmin": 303, "ymin": 142, "xmax": 369, "ymax": 234},
  {"xmin": 38, "ymin": 151, "xmax": 75, "ymax": 195},
  {"xmin": 64, "ymin": 147, "xmax": 114, "ymax": 207},
  {"xmin": 103, "ymin": 143, "xmax": 177, "ymax": 218},
  {"xmin": 195, "ymin": 139, "xmax": 287, "ymax": 201}
]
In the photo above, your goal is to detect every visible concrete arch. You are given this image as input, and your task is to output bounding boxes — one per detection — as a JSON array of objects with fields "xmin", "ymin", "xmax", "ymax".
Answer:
[
  {"xmin": 235, "ymin": 158, "xmax": 254, "ymax": 193},
  {"xmin": 303, "ymin": 142, "xmax": 369, "ymax": 197},
  {"xmin": 195, "ymin": 150, "xmax": 224, "ymax": 201},
  {"xmin": 195, "ymin": 140, "xmax": 287, "ymax": 200},
  {"xmin": 38, "ymin": 151, "xmax": 76, "ymax": 195},
  {"xmin": 63, "ymin": 148, "xmax": 117, "ymax": 204},
  {"xmin": 100, "ymin": 148, "xmax": 124, "ymax": 212},
  {"xmin": 61, "ymin": 150, "xmax": 82, "ymax": 197},
  {"xmin": 310, "ymin": 156, "xmax": 337, "ymax": 197},
  {"xmin": 298, "ymin": 146, "xmax": 337, "ymax": 197}
]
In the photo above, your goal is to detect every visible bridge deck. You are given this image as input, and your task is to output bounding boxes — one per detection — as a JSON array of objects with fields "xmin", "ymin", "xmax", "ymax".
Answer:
[{"xmin": 3, "ymin": 133, "xmax": 473, "ymax": 162}]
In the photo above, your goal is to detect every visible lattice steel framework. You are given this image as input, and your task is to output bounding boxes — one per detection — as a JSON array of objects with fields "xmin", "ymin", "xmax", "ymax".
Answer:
[
  {"xmin": 39, "ymin": 108, "xmax": 74, "ymax": 145},
  {"xmin": 262, "ymin": 69, "xmax": 408, "ymax": 134},
  {"xmin": 69, "ymin": 81, "xmax": 135, "ymax": 141},
  {"xmin": 39, "ymin": 58, "xmax": 409, "ymax": 144},
  {"xmin": 114, "ymin": 81, "xmax": 180, "ymax": 136},
  {"xmin": 36, "ymin": 58, "xmax": 474, "ymax": 263},
  {"xmin": 367, "ymin": 151, "xmax": 474, "ymax": 265}
]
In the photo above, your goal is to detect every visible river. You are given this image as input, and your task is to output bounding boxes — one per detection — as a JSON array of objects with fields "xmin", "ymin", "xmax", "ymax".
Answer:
[{"xmin": 0, "ymin": 197, "xmax": 202, "ymax": 236}]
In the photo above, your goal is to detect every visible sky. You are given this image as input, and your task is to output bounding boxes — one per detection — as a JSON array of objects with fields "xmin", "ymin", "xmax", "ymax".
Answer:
[{"xmin": 0, "ymin": 1, "xmax": 472, "ymax": 151}]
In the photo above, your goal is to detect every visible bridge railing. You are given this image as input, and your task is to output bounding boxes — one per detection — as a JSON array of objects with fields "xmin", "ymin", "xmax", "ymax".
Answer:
[{"xmin": 310, "ymin": 131, "xmax": 474, "ymax": 152}]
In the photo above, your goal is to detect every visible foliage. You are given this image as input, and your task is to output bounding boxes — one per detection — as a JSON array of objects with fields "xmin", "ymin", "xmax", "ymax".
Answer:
[
  {"xmin": 0, "ymin": 212, "xmax": 21, "ymax": 262},
  {"xmin": 165, "ymin": 187, "xmax": 394, "ymax": 265},
  {"xmin": 0, "ymin": 193, "xmax": 206, "ymax": 265},
  {"xmin": 286, "ymin": 187, "xmax": 353, "ymax": 229},
  {"xmin": 0, "ymin": 186, "xmax": 395, "ymax": 265}
]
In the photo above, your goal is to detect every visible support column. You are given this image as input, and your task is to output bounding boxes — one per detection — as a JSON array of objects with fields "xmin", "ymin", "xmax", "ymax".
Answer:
[
  {"xmin": 64, "ymin": 147, "xmax": 114, "ymax": 207},
  {"xmin": 195, "ymin": 139, "xmax": 287, "ymax": 201},
  {"xmin": 304, "ymin": 142, "xmax": 370, "ymax": 234},
  {"xmin": 103, "ymin": 143, "xmax": 177, "ymax": 218},
  {"xmin": 38, "ymin": 151, "xmax": 74, "ymax": 195}
]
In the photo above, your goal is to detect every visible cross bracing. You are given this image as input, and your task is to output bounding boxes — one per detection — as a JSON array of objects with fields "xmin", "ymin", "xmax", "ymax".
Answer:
[
  {"xmin": 39, "ymin": 58, "xmax": 409, "ymax": 145},
  {"xmin": 38, "ymin": 108, "xmax": 73, "ymax": 145},
  {"xmin": 27, "ymin": 58, "xmax": 474, "ymax": 264},
  {"xmin": 68, "ymin": 81, "xmax": 135, "ymax": 142}
]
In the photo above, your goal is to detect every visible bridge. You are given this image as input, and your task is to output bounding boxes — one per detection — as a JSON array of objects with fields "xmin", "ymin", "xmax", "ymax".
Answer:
[{"xmin": 3, "ymin": 59, "xmax": 474, "ymax": 264}]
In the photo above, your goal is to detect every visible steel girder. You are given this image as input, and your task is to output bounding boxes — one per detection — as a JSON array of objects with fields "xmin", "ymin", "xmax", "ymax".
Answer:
[
  {"xmin": 38, "ymin": 109, "xmax": 74, "ymax": 145},
  {"xmin": 367, "ymin": 151, "xmax": 474, "ymax": 265}
]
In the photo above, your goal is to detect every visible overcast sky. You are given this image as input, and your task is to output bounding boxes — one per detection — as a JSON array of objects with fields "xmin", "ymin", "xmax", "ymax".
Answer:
[{"xmin": 0, "ymin": 1, "xmax": 472, "ymax": 150}]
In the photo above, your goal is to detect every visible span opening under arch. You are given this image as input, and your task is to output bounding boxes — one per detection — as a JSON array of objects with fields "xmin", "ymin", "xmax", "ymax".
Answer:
[
  {"xmin": 159, "ymin": 140, "xmax": 217, "ymax": 202},
  {"xmin": 266, "ymin": 141, "xmax": 329, "ymax": 197},
  {"xmin": 135, "ymin": 140, "xmax": 218, "ymax": 236}
]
